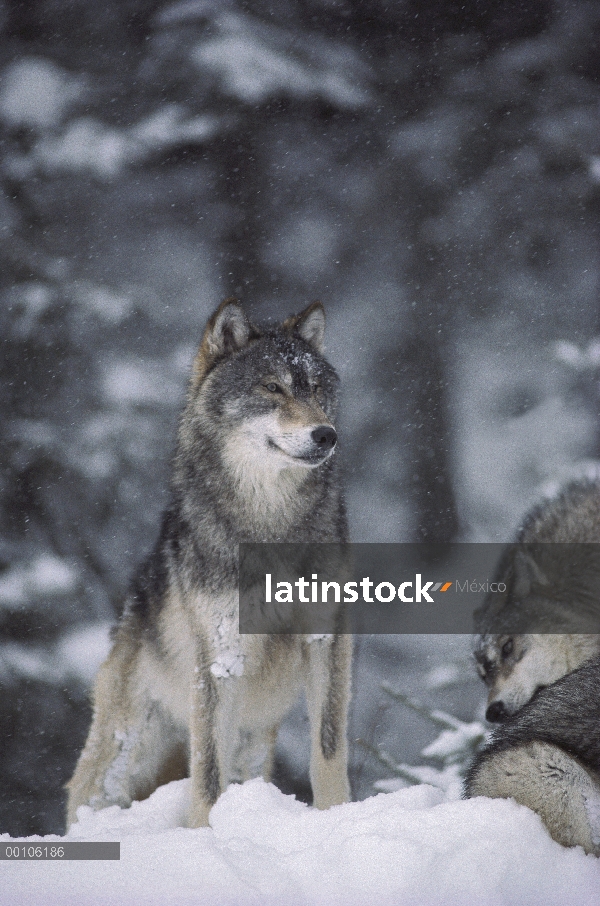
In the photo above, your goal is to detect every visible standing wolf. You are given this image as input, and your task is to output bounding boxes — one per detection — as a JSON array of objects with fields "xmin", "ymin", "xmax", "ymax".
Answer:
[
  {"xmin": 467, "ymin": 479, "xmax": 600, "ymax": 852},
  {"xmin": 67, "ymin": 299, "xmax": 352, "ymax": 828}
]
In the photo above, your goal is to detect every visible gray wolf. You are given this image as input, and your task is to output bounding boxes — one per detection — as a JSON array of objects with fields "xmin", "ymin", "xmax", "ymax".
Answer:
[
  {"xmin": 66, "ymin": 299, "xmax": 352, "ymax": 828},
  {"xmin": 466, "ymin": 479, "xmax": 600, "ymax": 852},
  {"xmin": 473, "ymin": 479, "xmax": 600, "ymax": 723},
  {"xmin": 465, "ymin": 657, "xmax": 600, "ymax": 854}
]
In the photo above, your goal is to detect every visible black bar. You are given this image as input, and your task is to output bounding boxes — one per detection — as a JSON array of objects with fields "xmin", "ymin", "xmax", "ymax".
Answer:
[
  {"xmin": 239, "ymin": 542, "xmax": 600, "ymax": 634},
  {"xmin": 0, "ymin": 842, "xmax": 120, "ymax": 860}
]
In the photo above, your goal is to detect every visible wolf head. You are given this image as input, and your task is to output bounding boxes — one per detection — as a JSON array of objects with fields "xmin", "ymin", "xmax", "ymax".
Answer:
[
  {"xmin": 184, "ymin": 299, "xmax": 340, "ymax": 475},
  {"xmin": 474, "ymin": 483, "xmax": 600, "ymax": 721},
  {"xmin": 474, "ymin": 631, "xmax": 600, "ymax": 722}
]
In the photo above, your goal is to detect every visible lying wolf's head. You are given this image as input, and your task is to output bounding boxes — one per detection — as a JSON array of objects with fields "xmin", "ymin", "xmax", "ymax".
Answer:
[
  {"xmin": 184, "ymin": 299, "xmax": 340, "ymax": 474},
  {"xmin": 474, "ymin": 631, "xmax": 600, "ymax": 722},
  {"xmin": 473, "ymin": 482, "xmax": 600, "ymax": 722}
]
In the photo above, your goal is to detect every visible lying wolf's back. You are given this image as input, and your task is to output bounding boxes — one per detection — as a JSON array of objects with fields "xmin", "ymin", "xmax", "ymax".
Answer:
[{"xmin": 518, "ymin": 478, "xmax": 600, "ymax": 543}]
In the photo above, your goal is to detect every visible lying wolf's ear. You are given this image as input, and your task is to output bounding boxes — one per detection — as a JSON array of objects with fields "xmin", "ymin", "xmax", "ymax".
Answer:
[
  {"xmin": 284, "ymin": 301, "xmax": 325, "ymax": 353},
  {"xmin": 512, "ymin": 549, "xmax": 550, "ymax": 599},
  {"xmin": 192, "ymin": 299, "xmax": 253, "ymax": 388}
]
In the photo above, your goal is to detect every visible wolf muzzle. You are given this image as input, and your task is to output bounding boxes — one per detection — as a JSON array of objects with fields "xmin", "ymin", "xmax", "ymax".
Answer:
[
  {"xmin": 486, "ymin": 701, "xmax": 509, "ymax": 723},
  {"xmin": 311, "ymin": 425, "xmax": 337, "ymax": 454}
]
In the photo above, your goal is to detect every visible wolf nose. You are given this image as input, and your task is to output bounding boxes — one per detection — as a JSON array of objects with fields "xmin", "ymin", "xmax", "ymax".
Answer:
[
  {"xmin": 486, "ymin": 701, "xmax": 508, "ymax": 723},
  {"xmin": 311, "ymin": 425, "xmax": 337, "ymax": 452}
]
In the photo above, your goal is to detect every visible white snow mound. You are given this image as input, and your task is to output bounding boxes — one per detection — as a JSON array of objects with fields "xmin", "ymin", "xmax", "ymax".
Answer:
[{"xmin": 3, "ymin": 778, "xmax": 600, "ymax": 905}]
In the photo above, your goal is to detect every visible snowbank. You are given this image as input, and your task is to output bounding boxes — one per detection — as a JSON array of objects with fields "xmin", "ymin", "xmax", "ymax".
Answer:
[{"xmin": 3, "ymin": 778, "xmax": 600, "ymax": 906}]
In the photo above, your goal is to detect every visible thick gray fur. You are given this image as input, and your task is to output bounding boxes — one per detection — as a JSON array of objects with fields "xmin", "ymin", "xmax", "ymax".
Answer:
[
  {"xmin": 466, "ymin": 658, "xmax": 600, "ymax": 854},
  {"xmin": 468, "ymin": 479, "xmax": 600, "ymax": 853},
  {"xmin": 66, "ymin": 299, "xmax": 352, "ymax": 828},
  {"xmin": 467, "ymin": 657, "xmax": 600, "ymax": 774}
]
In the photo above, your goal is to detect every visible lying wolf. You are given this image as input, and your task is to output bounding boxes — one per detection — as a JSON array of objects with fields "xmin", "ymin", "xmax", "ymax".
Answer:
[
  {"xmin": 467, "ymin": 479, "xmax": 600, "ymax": 852},
  {"xmin": 474, "ymin": 479, "xmax": 600, "ymax": 722},
  {"xmin": 466, "ymin": 657, "xmax": 600, "ymax": 854},
  {"xmin": 67, "ymin": 299, "xmax": 352, "ymax": 828}
]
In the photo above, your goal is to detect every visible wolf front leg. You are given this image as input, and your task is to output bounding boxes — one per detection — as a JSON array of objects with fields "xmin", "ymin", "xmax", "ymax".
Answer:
[
  {"xmin": 467, "ymin": 741, "xmax": 600, "ymax": 855},
  {"xmin": 188, "ymin": 662, "xmax": 229, "ymax": 827},
  {"xmin": 305, "ymin": 633, "xmax": 352, "ymax": 809}
]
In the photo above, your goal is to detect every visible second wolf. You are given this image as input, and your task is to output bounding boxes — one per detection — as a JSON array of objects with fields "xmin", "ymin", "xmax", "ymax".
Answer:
[
  {"xmin": 473, "ymin": 479, "xmax": 600, "ymax": 723},
  {"xmin": 466, "ymin": 656, "xmax": 600, "ymax": 854},
  {"xmin": 67, "ymin": 299, "xmax": 352, "ymax": 828},
  {"xmin": 467, "ymin": 479, "xmax": 600, "ymax": 852}
]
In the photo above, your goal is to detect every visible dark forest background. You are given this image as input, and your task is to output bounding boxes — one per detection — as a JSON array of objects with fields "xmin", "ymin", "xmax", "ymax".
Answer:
[{"xmin": 1, "ymin": 0, "xmax": 600, "ymax": 835}]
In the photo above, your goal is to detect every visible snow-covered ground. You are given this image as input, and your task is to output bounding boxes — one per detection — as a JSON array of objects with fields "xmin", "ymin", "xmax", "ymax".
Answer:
[{"xmin": 4, "ymin": 777, "xmax": 600, "ymax": 906}]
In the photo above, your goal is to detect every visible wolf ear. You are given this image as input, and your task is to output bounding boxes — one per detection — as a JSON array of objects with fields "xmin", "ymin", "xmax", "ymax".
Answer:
[
  {"xmin": 512, "ymin": 549, "xmax": 549, "ymax": 599},
  {"xmin": 192, "ymin": 299, "xmax": 253, "ymax": 388},
  {"xmin": 284, "ymin": 301, "xmax": 325, "ymax": 353}
]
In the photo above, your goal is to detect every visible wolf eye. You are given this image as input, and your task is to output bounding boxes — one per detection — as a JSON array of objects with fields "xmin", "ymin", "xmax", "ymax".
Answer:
[
  {"xmin": 312, "ymin": 383, "xmax": 321, "ymax": 394},
  {"xmin": 264, "ymin": 382, "xmax": 281, "ymax": 393},
  {"xmin": 501, "ymin": 638, "xmax": 514, "ymax": 659}
]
